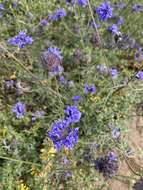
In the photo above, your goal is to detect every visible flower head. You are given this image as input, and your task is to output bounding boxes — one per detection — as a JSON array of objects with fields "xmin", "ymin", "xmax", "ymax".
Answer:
[
  {"xmin": 48, "ymin": 8, "xmax": 66, "ymax": 21},
  {"xmin": 109, "ymin": 68, "xmax": 118, "ymax": 79},
  {"xmin": 108, "ymin": 24, "xmax": 119, "ymax": 35},
  {"xmin": 84, "ymin": 84, "xmax": 96, "ymax": 94},
  {"xmin": 0, "ymin": 3, "xmax": 4, "ymax": 10},
  {"xmin": 8, "ymin": 31, "xmax": 33, "ymax": 48},
  {"xmin": 132, "ymin": 4, "xmax": 143, "ymax": 13},
  {"xmin": 64, "ymin": 105, "xmax": 81, "ymax": 123},
  {"xmin": 40, "ymin": 19, "xmax": 48, "ymax": 26},
  {"xmin": 111, "ymin": 128, "xmax": 120, "ymax": 139},
  {"xmin": 96, "ymin": 1, "xmax": 113, "ymax": 21},
  {"xmin": 47, "ymin": 47, "xmax": 63, "ymax": 60},
  {"xmin": 41, "ymin": 46, "xmax": 63, "ymax": 76},
  {"xmin": 48, "ymin": 119, "xmax": 79, "ymax": 151},
  {"xmin": 12, "ymin": 102, "xmax": 25, "ymax": 119},
  {"xmin": 72, "ymin": 95, "xmax": 81, "ymax": 104},
  {"xmin": 117, "ymin": 16, "xmax": 124, "ymax": 25},
  {"xmin": 97, "ymin": 64, "xmax": 108, "ymax": 74},
  {"xmin": 94, "ymin": 152, "xmax": 118, "ymax": 178},
  {"xmin": 136, "ymin": 71, "xmax": 143, "ymax": 80},
  {"xmin": 77, "ymin": 0, "xmax": 87, "ymax": 7}
]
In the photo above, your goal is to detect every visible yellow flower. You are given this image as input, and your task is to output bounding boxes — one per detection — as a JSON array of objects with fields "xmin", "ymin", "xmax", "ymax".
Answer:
[
  {"xmin": 40, "ymin": 80, "xmax": 48, "ymax": 86},
  {"xmin": 90, "ymin": 95, "xmax": 100, "ymax": 103},
  {"xmin": 48, "ymin": 147, "xmax": 56, "ymax": 156},
  {"xmin": 10, "ymin": 72, "xmax": 16, "ymax": 80},
  {"xmin": 18, "ymin": 181, "xmax": 30, "ymax": 190}
]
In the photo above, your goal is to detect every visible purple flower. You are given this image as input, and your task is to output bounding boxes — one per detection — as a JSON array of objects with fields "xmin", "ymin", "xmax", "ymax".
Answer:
[
  {"xmin": 64, "ymin": 105, "xmax": 81, "ymax": 123},
  {"xmin": 109, "ymin": 68, "xmax": 118, "ymax": 79},
  {"xmin": 108, "ymin": 152, "xmax": 118, "ymax": 162},
  {"xmin": 72, "ymin": 95, "xmax": 81, "ymax": 104},
  {"xmin": 48, "ymin": 8, "xmax": 66, "ymax": 21},
  {"xmin": 12, "ymin": 102, "xmax": 25, "ymax": 119},
  {"xmin": 8, "ymin": 31, "xmax": 33, "ymax": 48},
  {"xmin": 108, "ymin": 24, "xmax": 119, "ymax": 35},
  {"xmin": 66, "ymin": 0, "xmax": 76, "ymax": 5},
  {"xmin": 132, "ymin": 4, "xmax": 143, "ymax": 13},
  {"xmin": 77, "ymin": 0, "xmax": 87, "ymax": 7},
  {"xmin": 117, "ymin": 16, "xmax": 124, "ymax": 25},
  {"xmin": 59, "ymin": 75, "xmax": 67, "ymax": 84},
  {"xmin": 12, "ymin": 2, "xmax": 17, "ymax": 8},
  {"xmin": 113, "ymin": 2, "xmax": 126, "ymax": 9},
  {"xmin": 48, "ymin": 119, "xmax": 79, "ymax": 151},
  {"xmin": 134, "ymin": 48, "xmax": 143, "ymax": 62},
  {"xmin": 0, "ymin": 3, "xmax": 4, "ymax": 10},
  {"xmin": 84, "ymin": 83, "xmax": 96, "ymax": 94},
  {"xmin": 40, "ymin": 19, "xmax": 48, "ymax": 26},
  {"xmin": 94, "ymin": 152, "xmax": 118, "ymax": 178},
  {"xmin": 111, "ymin": 128, "xmax": 120, "ymax": 139},
  {"xmin": 96, "ymin": 1, "xmax": 113, "ymax": 21},
  {"xmin": 47, "ymin": 47, "xmax": 63, "ymax": 60},
  {"xmin": 49, "ymin": 65, "xmax": 63, "ymax": 77},
  {"xmin": 97, "ymin": 64, "xmax": 108, "ymax": 74},
  {"xmin": 4, "ymin": 80, "xmax": 14, "ymax": 90},
  {"xmin": 136, "ymin": 71, "xmax": 143, "ymax": 80}
]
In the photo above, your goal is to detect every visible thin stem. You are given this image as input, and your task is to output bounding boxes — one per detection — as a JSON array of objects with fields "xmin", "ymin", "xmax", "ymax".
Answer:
[{"xmin": 0, "ymin": 156, "xmax": 41, "ymax": 167}]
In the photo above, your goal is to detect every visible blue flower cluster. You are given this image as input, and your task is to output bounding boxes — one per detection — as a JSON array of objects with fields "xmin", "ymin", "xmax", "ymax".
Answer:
[
  {"xmin": 48, "ymin": 8, "xmax": 66, "ymax": 21},
  {"xmin": 48, "ymin": 105, "xmax": 81, "ymax": 151},
  {"xmin": 84, "ymin": 83, "xmax": 96, "ymax": 94},
  {"xmin": 96, "ymin": 1, "xmax": 112, "ymax": 21},
  {"xmin": 97, "ymin": 64, "xmax": 119, "ymax": 79},
  {"xmin": 8, "ymin": 31, "xmax": 33, "ymax": 48},
  {"xmin": 77, "ymin": 0, "xmax": 87, "ymax": 7},
  {"xmin": 12, "ymin": 102, "xmax": 25, "ymax": 119},
  {"xmin": 41, "ymin": 46, "xmax": 63, "ymax": 77},
  {"xmin": 94, "ymin": 152, "xmax": 118, "ymax": 179}
]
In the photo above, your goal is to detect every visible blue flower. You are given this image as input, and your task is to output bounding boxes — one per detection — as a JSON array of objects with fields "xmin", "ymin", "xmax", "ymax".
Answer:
[
  {"xmin": 72, "ymin": 95, "xmax": 81, "ymax": 104},
  {"xmin": 108, "ymin": 152, "xmax": 118, "ymax": 162},
  {"xmin": 111, "ymin": 128, "xmax": 120, "ymax": 139},
  {"xmin": 47, "ymin": 47, "xmax": 63, "ymax": 60},
  {"xmin": 108, "ymin": 24, "xmax": 119, "ymax": 35},
  {"xmin": 48, "ymin": 119, "xmax": 79, "ymax": 151},
  {"xmin": 117, "ymin": 16, "xmax": 124, "ymax": 25},
  {"xmin": 109, "ymin": 68, "xmax": 118, "ymax": 79},
  {"xmin": 12, "ymin": 102, "xmax": 25, "ymax": 119},
  {"xmin": 8, "ymin": 31, "xmax": 33, "ymax": 48},
  {"xmin": 0, "ymin": 3, "xmax": 4, "ymax": 10},
  {"xmin": 96, "ymin": 1, "xmax": 113, "ymax": 21},
  {"xmin": 136, "ymin": 71, "xmax": 143, "ymax": 80},
  {"xmin": 66, "ymin": 0, "xmax": 76, "ymax": 5},
  {"xmin": 113, "ymin": 2, "xmax": 126, "ymax": 9},
  {"xmin": 64, "ymin": 105, "xmax": 81, "ymax": 123},
  {"xmin": 49, "ymin": 8, "xmax": 66, "ymax": 21},
  {"xmin": 49, "ymin": 65, "xmax": 63, "ymax": 77},
  {"xmin": 94, "ymin": 152, "xmax": 118, "ymax": 178},
  {"xmin": 97, "ymin": 64, "xmax": 108, "ymax": 74},
  {"xmin": 77, "ymin": 0, "xmax": 87, "ymax": 7},
  {"xmin": 12, "ymin": 2, "xmax": 17, "ymax": 8},
  {"xmin": 134, "ymin": 48, "xmax": 143, "ymax": 62},
  {"xmin": 40, "ymin": 19, "xmax": 48, "ymax": 26},
  {"xmin": 59, "ymin": 75, "xmax": 67, "ymax": 84},
  {"xmin": 132, "ymin": 4, "xmax": 143, "ymax": 13},
  {"xmin": 84, "ymin": 83, "xmax": 96, "ymax": 94}
]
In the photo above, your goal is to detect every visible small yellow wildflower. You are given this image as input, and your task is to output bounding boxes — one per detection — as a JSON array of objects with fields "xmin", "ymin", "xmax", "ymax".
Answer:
[
  {"xmin": 40, "ymin": 80, "xmax": 48, "ymax": 86},
  {"xmin": 10, "ymin": 72, "xmax": 16, "ymax": 80},
  {"xmin": 90, "ymin": 95, "xmax": 101, "ymax": 103}
]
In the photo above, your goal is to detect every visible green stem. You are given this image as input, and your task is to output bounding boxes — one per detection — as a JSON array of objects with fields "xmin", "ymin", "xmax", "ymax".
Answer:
[{"xmin": 0, "ymin": 156, "xmax": 41, "ymax": 167}]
